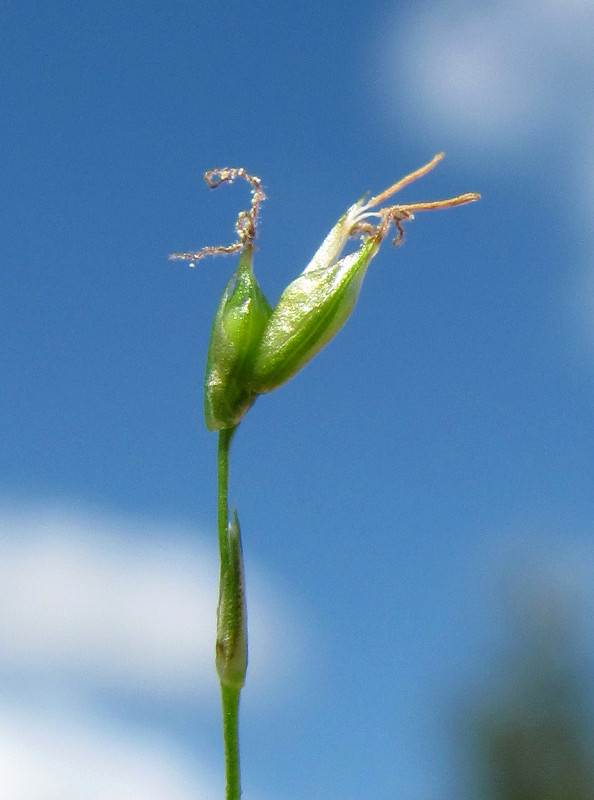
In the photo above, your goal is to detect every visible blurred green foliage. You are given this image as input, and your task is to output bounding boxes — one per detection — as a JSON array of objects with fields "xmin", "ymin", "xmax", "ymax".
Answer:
[{"xmin": 467, "ymin": 589, "xmax": 594, "ymax": 800}]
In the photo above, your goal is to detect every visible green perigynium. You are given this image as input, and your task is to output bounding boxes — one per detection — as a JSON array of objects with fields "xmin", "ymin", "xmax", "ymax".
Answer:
[
  {"xmin": 204, "ymin": 245, "xmax": 271, "ymax": 431},
  {"xmin": 170, "ymin": 156, "xmax": 479, "ymax": 800},
  {"xmin": 249, "ymin": 210, "xmax": 381, "ymax": 394}
]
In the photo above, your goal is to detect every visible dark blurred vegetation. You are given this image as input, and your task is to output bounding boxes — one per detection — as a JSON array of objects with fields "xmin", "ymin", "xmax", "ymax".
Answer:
[{"xmin": 464, "ymin": 583, "xmax": 594, "ymax": 800}]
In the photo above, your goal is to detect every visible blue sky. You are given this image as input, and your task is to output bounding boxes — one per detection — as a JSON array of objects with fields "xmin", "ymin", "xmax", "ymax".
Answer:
[{"xmin": 2, "ymin": 0, "xmax": 594, "ymax": 798}]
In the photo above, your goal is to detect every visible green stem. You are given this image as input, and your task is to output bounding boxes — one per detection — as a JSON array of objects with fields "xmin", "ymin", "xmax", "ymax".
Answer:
[
  {"xmin": 220, "ymin": 683, "xmax": 241, "ymax": 800},
  {"xmin": 217, "ymin": 426, "xmax": 242, "ymax": 800},
  {"xmin": 217, "ymin": 426, "xmax": 236, "ymax": 571}
]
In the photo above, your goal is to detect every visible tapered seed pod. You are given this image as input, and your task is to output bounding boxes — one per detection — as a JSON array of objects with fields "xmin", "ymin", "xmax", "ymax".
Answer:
[
  {"xmin": 249, "ymin": 232, "xmax": 380, "ymax": 395},
  {"xmin": 204, "ymin": 246, "xmax": 272, "ymax": 431},
  {"xmin": 249, "ymin": 155, "xmax": 479, "ymax": 395}
]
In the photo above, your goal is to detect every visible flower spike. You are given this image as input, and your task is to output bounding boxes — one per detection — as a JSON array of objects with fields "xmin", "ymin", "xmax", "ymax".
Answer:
[
  {"xmin": 171, "ymin": 155, "xmax": 480, "ymax": 422},
  {"xmin": 169, "ymin": 153, "xmax": 480, "ymax": 800}
]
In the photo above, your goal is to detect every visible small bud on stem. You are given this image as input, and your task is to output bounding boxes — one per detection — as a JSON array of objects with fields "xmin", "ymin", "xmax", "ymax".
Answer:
[{"xmin": 216, "ymin": 509, "xmax": 248, "ymax": 690}]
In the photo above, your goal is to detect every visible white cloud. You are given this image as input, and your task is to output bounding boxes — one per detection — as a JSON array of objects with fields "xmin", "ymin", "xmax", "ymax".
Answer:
[
  {"xmin": 0, "ymin": 511, "xmax": 216, "ymax": 699},
  {"xmin": 0, "ymin": 705, "xmax": 218, "ymax": 800},
  {"xmin": 376, "ymin": 0, "xmax": 594, "ymax": 347},
  {"xmin": 0, "ymin": 504, "xmax": 310, "ymax": 798},
  {"xmin": 0, "ymin": 505, "xmax": 307, "ymax": 704},
  {"xmin": 378, "ymin": 0, "xmax": 594, "ymax": 150}
]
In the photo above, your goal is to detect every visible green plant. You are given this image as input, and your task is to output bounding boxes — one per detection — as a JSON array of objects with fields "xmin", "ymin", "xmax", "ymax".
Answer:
[{"xmin": 171, "ymin": 156, "xmax": 479, "ymax": 800}]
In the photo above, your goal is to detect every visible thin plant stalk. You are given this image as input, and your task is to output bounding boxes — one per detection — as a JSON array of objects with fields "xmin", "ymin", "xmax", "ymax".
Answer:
[
  {"xmin": 217, "ymin": 427, "xmax": 235, "ymax": 572},
  {"xmin": 170, "ymin": 157, "xmax": 479, "ymax": 800},
  {"xmin": 220, "ymin": 683, "xmax": 241, "ymax": 800},
  {"xmin": 217, "ymin": 425, "xmax": 242, "ymax": 800}
]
